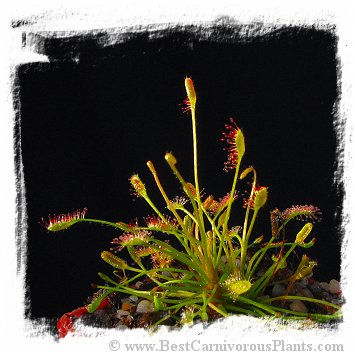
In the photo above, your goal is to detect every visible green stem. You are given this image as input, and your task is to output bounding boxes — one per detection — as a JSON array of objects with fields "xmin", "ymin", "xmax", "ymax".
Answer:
[
  {"xmin": 143, "ymin": 195, "xmax": 167, "ymax": 223},
  {"xmin": 80, "ymin": 218, "xmax": 124, "ymax": 229},
  {"xmin": 188, "ymin": 106, "xmax": 217, "ymax": 287},
  {"xmin": 239, "ymin": 170, "xmax": 258, "ymax": 278},
  {"xmin": 246, "ymin": 236, "xmax": 276, "ymax": 279},
  {"xmin": 222, "ymin": 160, "xmax": 241, "ymax": 235},
  {"xmin": 225, "ymin": 304, "xmax": 266, "ymax": 317},
  {"xmin": 146, "ymin": 160, "xmax": 184, "ymax": 228},
  {"xmin": 147, "ymin": 237, "xmax": 209, "ymax": 281},
  {"xmin": 159, "ymin": 279, "xmax": 205, "ymax": 287},
  {"xmin": 208, "ymin": 302, "xmax": 229, "ymax": 317},
  {"xmin": 164, "ymin": 299, "xmax": 204, "ymax": 311},
  {"xmin": 261, "ymin": 295, "xmax": 341, "ymax": 311},
  {"xmin": 240, "ymin": 208, "xmax": 259, "ymax": 277},
  {"xmin": 216, "ymin": 161, "xmax": 241, "ymax": 268},
  {"xmin": 249, "ymin": 242, "xmax": 297, "ymax": 297},
  {"xmin": 190, "ymin": 107, "xmax": 211, "ymax": 272},
  {"xmin": 191, "ymin": 109, "xmax": 199, "ymax": 198},
  {"xmin": 164, "ymin": 159, "xmax": 207, "ymax": 265},
  {"xmin": 236, "ymin": 295, "xmax": 279, "ymax": 315},
  {"xmin": 269, "ymin": 305, "xmax": 342, "ymax": 321}
]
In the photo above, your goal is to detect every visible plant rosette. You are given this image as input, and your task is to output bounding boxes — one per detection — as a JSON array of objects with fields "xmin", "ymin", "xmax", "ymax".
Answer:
[{"xmin": 42, "ymin": 78, "xmax": 342, "ymax": 338}]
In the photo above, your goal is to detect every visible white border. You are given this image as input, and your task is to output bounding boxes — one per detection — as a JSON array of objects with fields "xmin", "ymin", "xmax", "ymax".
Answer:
[{"xmin": 2, "ymin": 1, "xmax": 354, "ymax": 355}]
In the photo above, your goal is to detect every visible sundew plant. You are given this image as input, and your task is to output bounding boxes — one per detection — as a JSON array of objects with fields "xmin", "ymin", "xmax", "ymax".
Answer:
[{"xmin": 42, "ymin": 78, "xmax": 341, "ymax": 330}]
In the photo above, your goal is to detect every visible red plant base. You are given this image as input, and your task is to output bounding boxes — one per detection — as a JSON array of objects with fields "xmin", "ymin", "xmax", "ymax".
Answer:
[{"xmin": 57, "ymin": 298, "xmax": 110, "ymax": 338}]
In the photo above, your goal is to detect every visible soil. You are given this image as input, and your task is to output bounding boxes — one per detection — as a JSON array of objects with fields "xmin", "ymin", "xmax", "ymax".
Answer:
[{"xmin": 68, "ymin": 276, "xmax": 343, "ymax": 334}]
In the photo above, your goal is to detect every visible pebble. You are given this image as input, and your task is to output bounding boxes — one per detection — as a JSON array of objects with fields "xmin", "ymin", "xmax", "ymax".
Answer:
[
  {"xmin": 272, "ymin": 284, "xmax": 286, "ymax": 297},
  {"xmin": 297, "ymin": 288, "xmax": 314, "ymax": 299},
  {"xmin": 134, "ymin": 281, "xmax": 143, "ymax": 289},
  {"xmin": 117, "ymin": 310, "xmax": 131, "ymax": 318},
  {"xmin": 319, "ymin": 291, "xmax": 332, "ymax": 302},
  {"xmin": 121, "ymin": 297, "xmax": 132, "ymax": 304},
  {"xmin": 295, "ymin": 279, "xmax": 307, "ymax": 289},
  {"xmin": 309, "ymin": 282, "xmax": 323, "ymax": 296},
  {"xmin": 136, "ymin": 300, "xmax": 155, "ymax": 314},
  {"xmin": 118, "ymin": 314, "xmax": 134, "ymax": 325},
  {"xmin": 129, "ymin": 295, "xmax": 139, "ymax": 302},
  {"xmin": 329, "ymin": 279, "xmax": 341, "ymax": 294},
  {"xmin": 319, "ymin": 282, "xmax": 330, "ymax": 291},
  {"xmin": 122, "ymin": 302, "xmax": 132, "ymax": 311},
  {"xmin": 289, "ymin": 300, "xmax": 308, "ymax": 313}
]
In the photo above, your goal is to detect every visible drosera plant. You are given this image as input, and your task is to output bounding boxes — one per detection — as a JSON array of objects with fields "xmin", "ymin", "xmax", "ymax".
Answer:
[{"xmin": 41, "ymin": 78, "xmax": 342, "ymax": 333}]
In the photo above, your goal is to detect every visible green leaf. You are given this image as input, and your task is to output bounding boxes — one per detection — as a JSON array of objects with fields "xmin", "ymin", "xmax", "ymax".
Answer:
[
  {"xmin": 240, "ymin": 166, "xmax": 254, "ymax": 180},
  {"xmin": 183, "ymin": 215, "xmax": 192, "ymax": 233},
  {"xmin": 87, "ymin": 290, "xmax": 111, "ymax": 313},
  {"xmin": 252, "ymin": 236, "xmax": 263, "ymax": 244},
  {"xmin": 297, "ymin": 237, "xmax": 316, "ymax": 248},
  {"xmin": 272, "ymin": 254, "xmax": 287, "ymax": 269},
  {"xmin": 153, "ymin": 295, "xmax": 164, "ymax": 311},
  {"xmin": 295, "ymin": 223, "xmax": 313, "ymax": 244},
  {"xmin": 101, "ymin": 251, "xmax": 128, "ymax": 269},
  {"xmin": 232, "ymin": 280, "xmax": 251, "ymax": 295},
  {"xmin": 217, "ymin": 210, "xmax": 227, "ymax": 228},
  {"xmin": 98, "ymin": 272, "xmax": 119, "ymax": 285},
  {"xmin": 254, "ymin": 187, "xmax": 268, "ymax": 210},
  {"xmin": 223, "ymin": 274, "xmax": 252, "ymax": 300}
]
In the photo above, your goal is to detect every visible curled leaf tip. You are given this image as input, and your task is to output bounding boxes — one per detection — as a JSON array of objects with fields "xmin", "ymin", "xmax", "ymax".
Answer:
[
  {"xmin": 40, "ymin": 208, "xmax": 87, "ymax": 232},
  {"xmin": 184, "ymin": 77, "xmax": 196, "ymax": 110},
  {"xmin": 129, "ymin": 174, "xmax": 147, "ymax": 197},
  {"xmin": 222, "ymin": 119, "xmax": 245, "ymax": 172}
]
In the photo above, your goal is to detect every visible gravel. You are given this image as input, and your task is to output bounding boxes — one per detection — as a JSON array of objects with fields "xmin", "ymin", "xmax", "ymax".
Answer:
[
  {"xmin": 289, "ymin": 300, "xmax": 308, "ymax": 313},
  {"xmin": 136, "ymin": 300, "xmax": 155, "ymax": 314},
  {"xmin": 329, "ymin": 279, "xmax": 341, "ymax": 294},
  {"xmin": 75, "ymin": 277, "xmax": 342, "ymax": 333}
]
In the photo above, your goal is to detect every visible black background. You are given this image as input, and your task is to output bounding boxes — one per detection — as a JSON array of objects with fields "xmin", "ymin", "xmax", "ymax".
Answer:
[{"xmin": 16, "ymin": 24, "xmax": 342, "ymax": 321}]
